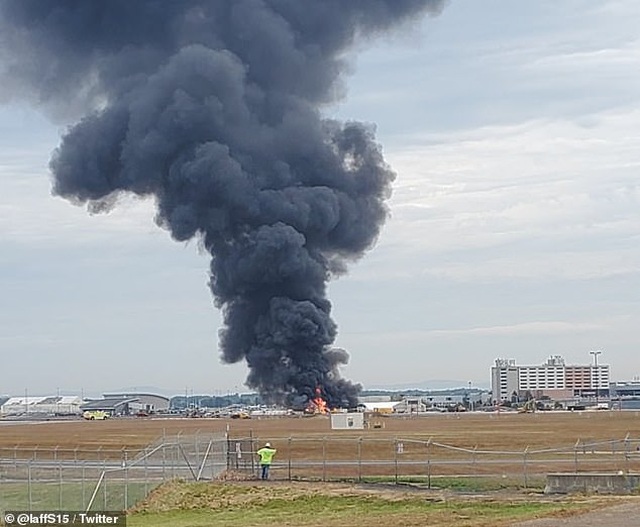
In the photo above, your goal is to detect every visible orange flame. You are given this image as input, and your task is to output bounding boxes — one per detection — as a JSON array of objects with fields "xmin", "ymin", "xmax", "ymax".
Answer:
[{"xmin": 307, "ymin": 387, "xmax": 329, "ymax": 414}]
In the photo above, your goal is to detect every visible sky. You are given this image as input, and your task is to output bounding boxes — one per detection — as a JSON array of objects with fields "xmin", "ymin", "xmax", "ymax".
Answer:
[{"xmin": 1, "ymin": 0, "xmax": 640, "ymax": 396}]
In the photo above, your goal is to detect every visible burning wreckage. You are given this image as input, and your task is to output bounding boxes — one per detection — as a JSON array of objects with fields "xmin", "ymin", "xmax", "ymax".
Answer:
[{"xmin": 305, "ymin": 387, "xmax": 330, "ymax": 415}]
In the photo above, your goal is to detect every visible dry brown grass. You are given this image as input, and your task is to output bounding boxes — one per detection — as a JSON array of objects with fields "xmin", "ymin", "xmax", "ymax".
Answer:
[{"xmin": 1, "ymin": 411, "xmax": 639, "ymax": 451}]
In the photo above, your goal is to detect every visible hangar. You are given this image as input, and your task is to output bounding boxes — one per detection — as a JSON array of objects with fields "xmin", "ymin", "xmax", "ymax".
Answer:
[
  {"xmin": 80, "ymin": 397, "xmax": 138, "ymax": 416},
  {"xmin": 103, "ymin": 393, "xmax": 170, "ymax": 413},
  {"xmin": 1, "ymin": 395, "xmax": 83, "ymax": 416}
]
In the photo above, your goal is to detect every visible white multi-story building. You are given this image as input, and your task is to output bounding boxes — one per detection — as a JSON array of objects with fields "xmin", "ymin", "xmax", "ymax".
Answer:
[
  {"xmin": 491, "ymin": 355, "xmax": 610, "ymax": 403},
  {"xmin": 491, "ymin": 358, "xmax": 519, "ymax": 402}
]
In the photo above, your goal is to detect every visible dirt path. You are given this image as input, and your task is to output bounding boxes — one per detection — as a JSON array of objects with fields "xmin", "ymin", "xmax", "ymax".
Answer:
[{"xmin": 511, "ymin": 498, "xmax": 640, "ymax": 526}]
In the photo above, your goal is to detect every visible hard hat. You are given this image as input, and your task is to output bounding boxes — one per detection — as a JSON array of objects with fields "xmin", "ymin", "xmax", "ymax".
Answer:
[{"xmin": 265, "ymin": 442, "xmax": 271, "ymax": 448}]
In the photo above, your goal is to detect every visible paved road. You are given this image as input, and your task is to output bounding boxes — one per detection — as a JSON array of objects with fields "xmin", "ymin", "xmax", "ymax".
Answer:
[{"xmin": 512, "ymin": 499, "xmax": 640, "ymax": 527}]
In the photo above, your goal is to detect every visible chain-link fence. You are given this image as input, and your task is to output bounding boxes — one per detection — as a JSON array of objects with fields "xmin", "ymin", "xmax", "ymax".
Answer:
[
  {"xmin": 228, "ymin": 434, "xmax": 640, "ymax": 488},
  {"xmin": 3, "ymin": 432, "xmax": 640, "ymax": 513},
  {"xmin": 0, "ymin": 432, "xmax": 227, "ymax": 513}
]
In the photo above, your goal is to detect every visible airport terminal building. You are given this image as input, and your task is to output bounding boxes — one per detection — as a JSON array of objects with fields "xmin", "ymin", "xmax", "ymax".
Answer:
[{"xmin": 491, "ymin": 355, "xmax": 610, "ymax": 403}]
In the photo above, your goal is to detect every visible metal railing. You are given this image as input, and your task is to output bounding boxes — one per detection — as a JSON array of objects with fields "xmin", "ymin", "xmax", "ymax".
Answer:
[
  {"xmin": 2, "ymin": 432, "xmax": 639, "ymax": 513},
  {"xmin": 227, "ymin": 434, "xmax": 640, "ymax": 487},
  {"xmin": 0, "ymin": 432, "xmax": 227, "ymax": 513}
]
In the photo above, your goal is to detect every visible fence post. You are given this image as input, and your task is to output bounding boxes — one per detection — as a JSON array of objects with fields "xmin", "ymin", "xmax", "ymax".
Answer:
[
  {"xmin": 82, "ymin": 462, "xmax": 86, "ymax": 510},
  {"xmin": 287, "ymin": 437, "xmax": 292, "ymax": 481},
  {"xmin": 322, "ymin": 436, "xmax": 327, "ymax": 482},
  {"xmin": 103, "ymin": 460, "xmax": 107, "ymax": 510},
  {"xmin": 172, "ymin": 441, "xmax": 177, "ymax": 480},
  {"xmin": 394, "ymin": 438, "xmax": 398, "ymax": 485},
  {"xmin": 59, "ymin": 462, "xmax": 63, "ymax": 509},
  {"xmin": 357, "ymin": 437, "xmax": 362, "ymax": 483},
  {"xmin": 196, "ymin": 440, "xmax": 213, "ymax": 481},
  {"xmin": 228, "ymin": 437, "xmax": 233, "ymax": 471},
  {"xmin": 624, "ymin": 433, "xmax": 630, "ymax": 474},
  {"xmin": 0, "ymin": 455, "xmax": 3, "ymax": 511},
  {"xmin": 523, "ymin": 446, "xmax": 529, "ymax": 489},
  {"xmin": 124, "ymin": 450, "xmax": 129, "ymax": 510},
  {"xmin": 177, "ymin": 430, "xmax": 182, "ymax": 477},
  {"xmin": 228, "ymin": 435, "xmax": 237, "ymax": 476},
  {"xmin": 210, "ymin": 434, "xmax": 216, "ymax": 481},
  {"xmin": 162, "ymin": 441, "xmax": 167, "ymax": 481},
  {"xmin": 144, "ymin": 447, "xmax": 149, "ymax": 494},
  {"xmin": 250, "ymin": 432, "xmax": 256, "ymax": 477},
  {"xmin": 27, "ymin": 460, "xmax": 32, "ymax": 512},
  {"xmin": 0, "ymin": 456, "xmax": 3, "ymax": 511},
  {"xmin": 86, "ymin": 470, "xmax": 105, "ymax": 513},
  {"xmin": 426, "ymin": 437, "xmax": 432, "ymax": 489},
  {"xmin": 473, "ymin": 445, "xmax": 477, "ymax": 477},
  {"xmin": 574, "ymin": 439, "xmax": 580, "ymax": 474}
]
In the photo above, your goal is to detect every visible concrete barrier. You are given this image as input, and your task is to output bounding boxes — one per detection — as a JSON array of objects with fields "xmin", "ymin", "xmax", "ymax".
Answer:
[{"xmin": 545, "ymin": 472, "xmax": 640, "ymax": 494}]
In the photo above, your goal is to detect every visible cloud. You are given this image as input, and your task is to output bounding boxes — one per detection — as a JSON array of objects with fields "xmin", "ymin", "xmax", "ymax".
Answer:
[
  {"xmin": 339, "ymin": 317, "xmax": 611, "ymax": 343},
  {"xmin": 525, "ymin": 39, "xmax": 640, "ymax": 71},
  {"xmin": 426, "ymin": 319, "xmax": 606, "ymax": 337},
  {"xmin": 347, "ymin": 106, "xmax": 640, "ymax": 282},
  {"xmin": 590, "ymin": 0, "xmax": 640, "ymax": 17},
  {"xmin": 0, "ymin": 155, "xmax": 166, "ymax": 246}
]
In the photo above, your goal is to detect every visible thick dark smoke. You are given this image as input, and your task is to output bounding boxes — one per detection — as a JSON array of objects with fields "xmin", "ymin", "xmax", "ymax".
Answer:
[{"xmin": 0, "ymin": 0, "xmax": 445, "ymax": 407}]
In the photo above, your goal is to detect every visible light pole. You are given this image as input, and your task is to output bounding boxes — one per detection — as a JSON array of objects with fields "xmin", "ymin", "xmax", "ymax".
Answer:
[{"xmin": 590, "ymin": 350, "xmax": 602, "ymax": 403}]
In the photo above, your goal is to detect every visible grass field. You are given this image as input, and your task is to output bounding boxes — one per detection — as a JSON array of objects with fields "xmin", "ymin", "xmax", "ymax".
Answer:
[
  {"xmin": 0, "ymin": 481, "xmax": 151, "ymax": 511},
  {"xmin": 125, "ymin": 480, "xmax": 610, "ymax": 527}
]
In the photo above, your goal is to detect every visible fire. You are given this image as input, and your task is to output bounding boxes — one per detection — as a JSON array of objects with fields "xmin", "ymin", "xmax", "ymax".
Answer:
[{"xmin": 307, "ymin": 387, "xmax": 329, "ymax": 414}]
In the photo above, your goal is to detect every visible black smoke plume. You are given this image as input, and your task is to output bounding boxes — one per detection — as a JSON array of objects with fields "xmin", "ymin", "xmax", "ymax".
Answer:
[{"xmin": 0, "ymin": 1, "xmax": 445, "ymax": 407}]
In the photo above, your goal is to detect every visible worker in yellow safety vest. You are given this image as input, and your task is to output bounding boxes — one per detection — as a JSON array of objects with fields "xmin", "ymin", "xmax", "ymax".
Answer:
[{"xmin": 256, "ymin": 442, "xmax": 277, "ymax": 480}]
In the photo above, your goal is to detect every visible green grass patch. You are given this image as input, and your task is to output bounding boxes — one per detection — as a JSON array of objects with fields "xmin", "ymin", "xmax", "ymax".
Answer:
[
  {"xmin": 130, "ymin": 496, "xmax": 577, "ymax": 527},
  {"xmin": 0, "ymin": 481, "xmax": 152, "ymax": 511},
  {"xmin": 339, "ymin": 475, "xmax": 545, "ymax": 492},
  {"xmin": 128, "ymin": 481, "xmax": 598, "ymax": 527}
]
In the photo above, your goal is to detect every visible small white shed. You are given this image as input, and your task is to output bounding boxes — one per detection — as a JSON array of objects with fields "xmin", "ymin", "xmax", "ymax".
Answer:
[{"xmin": 330, "ymin": 412, "xmax": 364, "ymax": 430}]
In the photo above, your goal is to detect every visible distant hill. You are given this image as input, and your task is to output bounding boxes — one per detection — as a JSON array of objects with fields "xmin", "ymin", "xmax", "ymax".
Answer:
[
  {"xmin": 365, "ymin": 380, "xmax": 490, "ymax": 391},
  {"xmin": 106, "ymin": 386, "xmax": 175, "ymax": 397}
]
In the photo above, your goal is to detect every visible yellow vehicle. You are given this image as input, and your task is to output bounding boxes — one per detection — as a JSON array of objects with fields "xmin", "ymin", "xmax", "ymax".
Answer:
[
  {"xmin": 83, "ymin": 410, "xmax": 109, "ymax": 420},
  {"xmin": 518, "ymin": 399, "xmax": 537, "ymax": 413}
]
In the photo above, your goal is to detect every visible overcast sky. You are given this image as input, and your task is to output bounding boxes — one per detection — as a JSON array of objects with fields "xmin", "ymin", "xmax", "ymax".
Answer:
[{"xmin": 1, "ymin": 0, "xmax": 640, "ymax": 396}]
